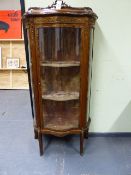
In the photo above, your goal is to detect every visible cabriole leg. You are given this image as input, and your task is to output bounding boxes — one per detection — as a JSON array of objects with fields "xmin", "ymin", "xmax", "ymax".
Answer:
[
  {"xmin": 38, "ymin": 132, "xmax": 44, "ymax": 156},
  {"xmin": 80, "ymin": 130, "xmax": 84, "ymax": 156},
  {"xmin": 34, "ymin": 129, "xmax": 38, "ymax": 139},
  {"xmin": 84, "ymin": 128, "xmax": 89, "ymax": 139},
  {"xmin": 84, "ymin": 118, "xmax": 91, "ymax": 139}
]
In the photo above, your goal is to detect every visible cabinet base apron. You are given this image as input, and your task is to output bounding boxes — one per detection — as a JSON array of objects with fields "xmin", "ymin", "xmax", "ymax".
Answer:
[{"xmin": 34, "ymin": 118, "xmax": 91, "ymax": 156}]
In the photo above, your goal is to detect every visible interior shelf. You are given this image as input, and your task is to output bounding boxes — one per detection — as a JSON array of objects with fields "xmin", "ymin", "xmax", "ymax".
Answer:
[
  {"xmin": 40, "ymin": 61, "xmax": 80, "ymax": 67},
  {"xmin": 44, "ymin": 116, "xmax": 79, "ymax": 130},
  {"xmin": 42, "ymin": 91, "xmax": 79, "ymax": 101}
]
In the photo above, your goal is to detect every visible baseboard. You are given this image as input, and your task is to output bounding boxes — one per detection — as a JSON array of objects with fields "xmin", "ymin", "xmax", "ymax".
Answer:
[{"xmin": 88, "ymin": 132, "xmax": 131, "ymax": 137}]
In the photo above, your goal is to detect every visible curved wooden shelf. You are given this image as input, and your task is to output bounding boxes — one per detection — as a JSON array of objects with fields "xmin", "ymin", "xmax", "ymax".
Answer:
[
  {"xmin": 40, "ymin": 61, "xmax": 80, "ymax": 67},
  {"xmin": 44, "ymin": 117, "xmax": 79, "ymax": 130},
  {"xmin": 42, "ymin": 91, "xmax": 79, "ymax": 101},
  {"xmin": 40, "ymin": 128, "xmax": 81, "ymax": 137}
]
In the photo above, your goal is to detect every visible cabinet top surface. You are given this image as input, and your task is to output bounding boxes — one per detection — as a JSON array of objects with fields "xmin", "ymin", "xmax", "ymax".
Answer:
[{"xmin": 24, "ymin": 1, "xmax": 98, "ymax": 20}]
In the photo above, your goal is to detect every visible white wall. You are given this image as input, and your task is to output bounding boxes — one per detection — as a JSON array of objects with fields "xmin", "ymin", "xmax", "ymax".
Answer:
[
  {"xmin": 0, "ymin": 0, "xmax": 20, "ymax": 10},
  {"xmin": 25, "ymin": 0, "xmax": 131, "ymax": 133}
]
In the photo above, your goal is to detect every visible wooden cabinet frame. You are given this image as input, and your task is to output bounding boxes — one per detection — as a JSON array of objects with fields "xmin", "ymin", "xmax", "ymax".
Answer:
[{"xmin": 24, "ymin": 5, "xmax": 97, "ymax": 155}]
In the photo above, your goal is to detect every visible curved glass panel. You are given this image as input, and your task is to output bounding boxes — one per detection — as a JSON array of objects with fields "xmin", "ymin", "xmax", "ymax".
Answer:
[{"xmin": 38, "ymin": 27, "xmax": 81, "ymax": 130}]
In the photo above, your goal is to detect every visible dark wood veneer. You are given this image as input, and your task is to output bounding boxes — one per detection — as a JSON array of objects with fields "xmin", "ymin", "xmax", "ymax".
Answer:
[{"xmin": 24, "ymin": 1, "xmax": 97, "ymax": 156}]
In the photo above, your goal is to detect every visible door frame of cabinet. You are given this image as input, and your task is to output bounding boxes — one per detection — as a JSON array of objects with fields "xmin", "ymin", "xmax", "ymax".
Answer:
[
  {"xmin": 27, "ymin": 16, "xmax": 92, "ymax": 155},
  {"xmin": 31, "ymin": 17, "xmax": 90, "ymax": 132}
]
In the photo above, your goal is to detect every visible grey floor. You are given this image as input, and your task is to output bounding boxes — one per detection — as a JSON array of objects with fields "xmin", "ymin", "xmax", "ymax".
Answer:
[{"xmin": 0, "ymin": 90, "xmax": 131, "ymax": 175}]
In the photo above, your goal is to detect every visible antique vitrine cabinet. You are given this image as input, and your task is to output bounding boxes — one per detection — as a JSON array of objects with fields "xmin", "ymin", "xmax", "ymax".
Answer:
[{"xmin": 24, "ymin": 0, "xmax": 97, "ymax": 156}]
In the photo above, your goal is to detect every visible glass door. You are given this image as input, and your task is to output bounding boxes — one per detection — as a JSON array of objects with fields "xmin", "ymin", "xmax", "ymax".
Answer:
[{"xmin": 38, "ymin": 27, "xmax": 81, "ymax": 130}]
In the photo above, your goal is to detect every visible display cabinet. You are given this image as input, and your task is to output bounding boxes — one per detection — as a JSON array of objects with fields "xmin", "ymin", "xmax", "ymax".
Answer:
[{"xmin": 24, "ymin": 0, "xmax": 97, "ymax": 155}]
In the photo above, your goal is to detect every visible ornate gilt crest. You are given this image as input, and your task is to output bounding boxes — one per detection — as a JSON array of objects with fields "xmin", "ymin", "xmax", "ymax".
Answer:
[{"xmin": 48, "ymin": 0, "xmax": 70, "ymax": 9}]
